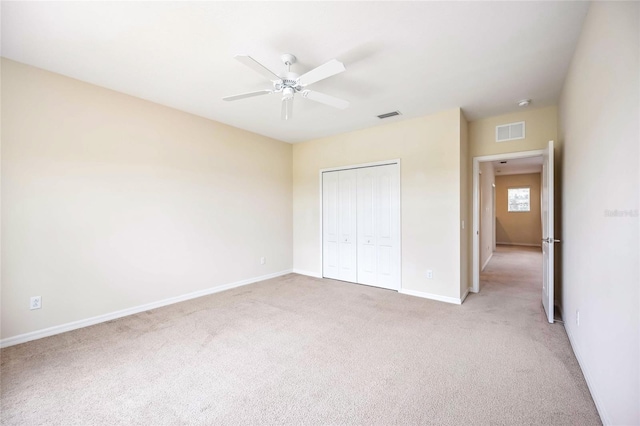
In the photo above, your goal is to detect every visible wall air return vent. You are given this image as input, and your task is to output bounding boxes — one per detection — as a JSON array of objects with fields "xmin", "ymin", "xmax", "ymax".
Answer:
[
  {"xmin": 377, "ymin": 111, "xmax": 401, "ymax": 119},
  {"xmin": 496, "ymin": 121, "xmax": 525, "ymax": 142}
]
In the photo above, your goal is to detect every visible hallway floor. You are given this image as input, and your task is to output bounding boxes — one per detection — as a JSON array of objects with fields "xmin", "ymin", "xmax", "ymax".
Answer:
[{"xmin": 480, "ymin": 244, "xmax": 543, "ymax": 300}]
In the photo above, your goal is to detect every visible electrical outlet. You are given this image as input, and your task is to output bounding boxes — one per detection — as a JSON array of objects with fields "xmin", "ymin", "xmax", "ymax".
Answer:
[
  {"xmin": 30, "ymin": 296, "xmax": 42, "ymax": 310},
  {"xmin": 260, "ymin": 257, "xmax": 266, "ymax": 265},
  {"xmin": 427, "ymin": 270, "xmax": 433, "ymax": 279},
  {"xmin": 576, "ymin": 310, "xmax": 580, "ymax": 326}
]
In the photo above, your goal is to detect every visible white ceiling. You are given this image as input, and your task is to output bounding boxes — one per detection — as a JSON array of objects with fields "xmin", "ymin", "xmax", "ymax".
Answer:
[
  {"xmin": 1, "ymin": 1, "xmax": 589, "ymax": 143},
  {"xmin": 492, "ymin": 156, "xmax": 543, "ymax": 176}
]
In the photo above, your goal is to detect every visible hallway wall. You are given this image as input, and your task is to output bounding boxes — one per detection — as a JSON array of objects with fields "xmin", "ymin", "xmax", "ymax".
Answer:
[{"xmin": 479, "ymin": 162, "xmax": 495, "ymax": 269}]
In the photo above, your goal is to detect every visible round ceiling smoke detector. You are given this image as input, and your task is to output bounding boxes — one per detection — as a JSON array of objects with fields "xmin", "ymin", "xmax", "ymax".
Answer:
[{"xmin": 518, "ymin": 99, "xmax": 532, "ymax": 107}]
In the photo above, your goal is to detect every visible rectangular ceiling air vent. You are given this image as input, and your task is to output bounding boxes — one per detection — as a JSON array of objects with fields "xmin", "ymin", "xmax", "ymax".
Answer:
[
  {"xmin": 496, "ymin": 121, "xmax": 525, "ymax": 142},
  {"xmin": 377, "ymin": 111, "xmax": 401, "ymax": 119}
]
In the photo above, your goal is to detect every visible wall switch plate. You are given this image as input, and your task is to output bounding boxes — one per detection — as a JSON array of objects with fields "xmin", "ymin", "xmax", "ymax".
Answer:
[
  {"xmin": 427, "ymin": 270, "xmax": 433, "ymax": 279},
  {"xmin": 30, "ymin": 296, "xmax": 42, "ymax": 310},
  {"xmin": 260, "ymin": 257, "xmax": 266, "ymax": 265}
]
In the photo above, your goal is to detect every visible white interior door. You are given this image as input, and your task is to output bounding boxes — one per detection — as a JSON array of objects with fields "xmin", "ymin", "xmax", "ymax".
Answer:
[
  {"xmin": 322, "ymin": 170, "xmax": 357, "ymax": 282},
  {"xmin": 356, "ymin": 164, "xmax": 400, "ymax": 290},
  {"xmin": 323, "ymin": 171, "xmax": 340, "ymax": 279},
  {"xmin": 541, "ymin": 140, "xmax": 555, "ymax": 323},
  {"xmin": 338, "ymin": 169, "xmax": 358, "ymax": 282},
  {"xmin": 356, "ymin": 166, "xmax": 377, "ymax": 285},
  {"xmin": 372, "ymin": 164, "xmax": 399, "ymax": 289}
]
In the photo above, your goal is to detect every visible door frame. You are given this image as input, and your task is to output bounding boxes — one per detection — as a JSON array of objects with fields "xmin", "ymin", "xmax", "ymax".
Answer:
[
  {"xmin": 541, "ymin": 140, "xmax": 555, "ymax": 323},
  {"xmin": 471, "ymin": 149, "xmax": 545, "ymax": 293},
  {"xmin": 319, "ymin": 159, "xmax": 402, "ymax": 290}
]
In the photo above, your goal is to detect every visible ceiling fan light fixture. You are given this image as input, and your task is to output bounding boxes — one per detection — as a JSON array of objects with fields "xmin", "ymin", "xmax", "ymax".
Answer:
[
  {"xmin": 282, "ymin": 87, "xmax": 294, "ymax": 100},
  {"xmin": 518, "ymin": 99, "xmax": 532, "ymax": 107}
]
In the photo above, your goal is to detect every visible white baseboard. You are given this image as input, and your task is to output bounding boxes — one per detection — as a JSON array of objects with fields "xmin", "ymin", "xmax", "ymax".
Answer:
[
  {"xmin": 564, "ymin": 325, "xmax": 609, "ymax": 425},
  {"xmin": 481, "ymin": 252, "xmax": 493, "ymax": 271},
  {"xmin": 0, "ymin": 269, "xmax": 293, "ymax": 349},
  {"xmin": 292, "ymin": 269, "xmax": 322, "ymax": 278},
  {"xmin": 399, "ymin": 288, "xmax": 463, "ymax": 305},
  {"xmin": 496, "ymin": 242, "xmax": 541, "ymax": 247}
]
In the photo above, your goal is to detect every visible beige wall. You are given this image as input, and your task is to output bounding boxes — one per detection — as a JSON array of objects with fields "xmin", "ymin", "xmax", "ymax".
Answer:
[
  {"xmin": 479, "ymin": 162, "xmax": 495, "ymax": 269},
  {"xmin": 559, "ymin": 2, "xmax": 639, "ymax": 424},
  {"xmin": 293, "ymin": 109, "xmax": 466, "ymax": 300},
  {"xmin": 469, "ymin": 105, "xmax": 558, "ymax": 158},
  {"xmin": 1, "ymin": 59, "xmax": 293, "ymax": 339},
  {"xmin": 494, "ymin": 173, "xmax": 542, "ymax": 246}
]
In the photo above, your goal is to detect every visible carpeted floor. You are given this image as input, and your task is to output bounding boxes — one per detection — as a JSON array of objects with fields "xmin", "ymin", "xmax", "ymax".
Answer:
[{"xmin": 1, "ymin": 246, "xmax": 600, "ymax": 425}]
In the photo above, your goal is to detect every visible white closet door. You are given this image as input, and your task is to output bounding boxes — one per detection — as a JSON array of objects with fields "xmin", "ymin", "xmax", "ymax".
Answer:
[
  {"xmin": 357, "ymin": 164, "xmax": 400, "ymax": 290},
  {"xmin": 356, "ymin": 167, "xmax": 378, "ymax": 285},
  {"xmin": 322, "ymin": 169, "xmax": 357, "ymax": 281},
  {"xmin": 322, "ymin": 171, "xmax": 340, "ymax": 279},
  {"xmin": 338, "ymin": 169, "xmax": 358, "ymax": 282},
  {"xmin": 375, "ymin": 164, "xmax": 399, "ymax": 288}
]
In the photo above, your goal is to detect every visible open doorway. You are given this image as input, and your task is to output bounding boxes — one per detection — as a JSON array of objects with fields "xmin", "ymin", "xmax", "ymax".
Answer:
[
  {"xmin": 479, "ymin": 156, "xmax": 543, "ymax": 305},
  {"xmin": 472, "ymin": 144, "xmax": 556, "ymax": 323},
  {"xmin": 472, "ymin": 141, "xmax": 559, "ymax": 323},
  {"xmin": 491, "ymin": 157, "xmax": 543, "ymax": 251}
]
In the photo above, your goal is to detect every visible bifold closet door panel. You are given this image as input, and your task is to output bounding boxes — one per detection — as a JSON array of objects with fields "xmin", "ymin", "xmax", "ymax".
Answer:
[
  {"xmin": 356, "ymin": 167, "xmax": 377, "ymax": 285},
  {"xmin": 337, "ymin": 169, "xmax": 357, "ymax": 282},
  {"xmin": 356, "ymin": 164, "xmax": 400, "ymax": 289},
  {"xmin": 322, "ymin": 169, "xmax": 357, "ymax": 282},
  {"xmin": 322, "ymin": 171, "xmax": 340, "ymax": 279},
  {"xmin": 374, "ymin": 164, "xmax": 399, "ymax": 289}
]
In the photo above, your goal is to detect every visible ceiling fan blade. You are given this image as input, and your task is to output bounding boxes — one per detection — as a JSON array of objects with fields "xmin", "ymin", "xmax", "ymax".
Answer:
[
  {"xmin": 297, "ymin": 59, "xmax": 346, "ymax": 87},
  {"xmin": 301, "ymin": 90, "xmax": 349, "ymax": 109},
  {"xmin": 222, "ymin": 90, "xmax": 272, "ymax": 102},
  {"xmin": 235, "ymin": 55, "xmax": 281, "ymax": 81},
  {"xmin": 281, "ymin": 97, "xmax": 294, "ymax": 121}
]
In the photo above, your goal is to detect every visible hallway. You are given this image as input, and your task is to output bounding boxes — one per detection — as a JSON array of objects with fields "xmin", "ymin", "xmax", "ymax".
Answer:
[{"xmin": 480, "ymin": 245, "xmax": 543, "ymax": 303}]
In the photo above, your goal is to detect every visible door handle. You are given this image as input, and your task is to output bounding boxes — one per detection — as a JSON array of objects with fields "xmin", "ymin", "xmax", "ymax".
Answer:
[{"xmin": 542, "ymin": 238, "xmax": 561, "ymax": 243}]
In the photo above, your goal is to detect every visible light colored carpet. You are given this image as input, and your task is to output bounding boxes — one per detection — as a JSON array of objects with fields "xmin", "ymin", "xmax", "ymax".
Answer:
[{"xmin": 1, "ymin": 246, "xmax": 600, "ymax": 425}]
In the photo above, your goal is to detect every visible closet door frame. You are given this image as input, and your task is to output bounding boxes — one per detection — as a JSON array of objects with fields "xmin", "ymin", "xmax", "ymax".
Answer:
[{"xmin": 319, "ymin": 159, "xmax": 402, "ymax": 291}]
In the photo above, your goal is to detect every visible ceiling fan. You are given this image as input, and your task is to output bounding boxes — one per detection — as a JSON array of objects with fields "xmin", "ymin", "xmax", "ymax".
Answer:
[{"xmin": 223, "ymin": 53, "xmax": 349, "ymax": 120}]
